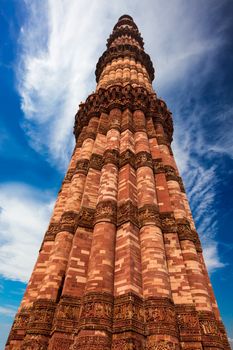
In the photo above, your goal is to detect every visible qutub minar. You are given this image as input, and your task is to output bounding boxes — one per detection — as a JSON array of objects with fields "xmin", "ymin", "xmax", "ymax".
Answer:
[{"xmin": 6, "ymin": 15, "xmax": 230, "ymax": 350}]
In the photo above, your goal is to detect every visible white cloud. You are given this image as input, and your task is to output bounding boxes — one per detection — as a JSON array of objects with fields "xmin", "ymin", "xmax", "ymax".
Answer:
[
  {"xmin": 17, "ymin": 0, "xmax": 232, "ymax": 169},
  {"xmin": 228, "ymin": 338, "xmax": 233, "ymax": 350},
  {"xmin": 203, "ymin": 243, "xmax": 225, "ymax": 272},
  {"xmin": 0, "ymin": 183, "xmax": 55, "ymax": 282},
  {"xmin": 15, "ymin": 0, "xmax": 232, "ymax": 275}
]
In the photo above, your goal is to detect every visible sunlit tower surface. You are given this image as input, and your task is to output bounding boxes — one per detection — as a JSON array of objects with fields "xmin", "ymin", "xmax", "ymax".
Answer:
[{"xmin": 6, "ymin": 15, "xmax": 230, "ymax": 350}]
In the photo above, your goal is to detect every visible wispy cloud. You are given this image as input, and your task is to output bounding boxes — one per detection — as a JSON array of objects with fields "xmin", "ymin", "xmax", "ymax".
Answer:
[
  {"xmin": 0, "ymin": 183, "xmax": 54, "ymax": 282},
  {"xmin": 15, "ymin": 0, "xmax": 233, "ymax": 274},
  {"xmin": 0, "ymin": 305, "xmax": 17, "ymax": 318}
]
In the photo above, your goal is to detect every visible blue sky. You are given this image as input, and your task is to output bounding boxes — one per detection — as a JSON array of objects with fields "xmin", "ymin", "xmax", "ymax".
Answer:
[{"xmin": 0, "ymin": 0, "xmax": 233, "ymax": 348}]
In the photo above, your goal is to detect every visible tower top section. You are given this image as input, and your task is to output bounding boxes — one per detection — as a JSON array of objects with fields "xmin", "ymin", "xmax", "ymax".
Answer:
[{"xmin": 95, "ymin": 15, "xmax": 155, "ymax": 83}]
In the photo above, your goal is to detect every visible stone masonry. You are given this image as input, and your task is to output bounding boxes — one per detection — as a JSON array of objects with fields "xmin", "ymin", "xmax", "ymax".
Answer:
[{"xmin": 6, "ymin": 14, "xmax": 230, "ymax": 350}]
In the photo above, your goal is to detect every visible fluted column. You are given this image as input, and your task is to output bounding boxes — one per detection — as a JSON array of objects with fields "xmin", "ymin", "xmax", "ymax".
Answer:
[
  {"xmin": 134, "ymin": 110, "xmax": 179, "ymax": 349},
  {"xmin": 112, "ymin": 108, "xmax": 144, "ymax": 349},
  {"xmin": 17, "ymin": 116, "xmax": 99, "ymax": 350},
  {"xmin": 48, "ymin": 113, "xmax": 108, "ymax": 349},
  {"xmin": 73, "ymin": 108, "xmax": 120, "ymax": 350}
]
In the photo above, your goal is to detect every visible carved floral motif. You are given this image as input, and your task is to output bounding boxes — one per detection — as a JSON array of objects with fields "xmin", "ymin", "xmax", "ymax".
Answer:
[
  {"xmin": 60, "ymin": 211, "xmax": 79, "ymax": 234},
  {"xmin": 135, "ymin": 151, "xmax": 153, "ymax": 169},
  {"xmin": 160, "ymin": 212, "xmax": 177, "ymax": 233},
  {"xmin": 103, "ymin": 149, "xmax": 119, "ymax": 167},
  {"xmin": 74, "ymin": 85, "xmax": 173, "ymax": 145},
  {"xmin": 117, "ymin": 200, "xmax": 138, "ymax": 227},
  {"xmin": 75, "ymin": 159, "xmax": 89, "ymax": 175},
  {"xmin": 138, "ymin": 204, "xmax": 161, "ymax": 228},
  {"xmin": 95, "ymin": 200, "xmax": 117, "ymax": 225},
  {"xmin": 89, "ymin": 153, "xmax": 103, "ymax": 171}
]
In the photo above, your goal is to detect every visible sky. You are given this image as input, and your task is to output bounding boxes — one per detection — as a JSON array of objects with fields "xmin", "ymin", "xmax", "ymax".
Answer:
[{"xmin": 0, "ymin": 0, "xmax": 233, "ymax": 348}]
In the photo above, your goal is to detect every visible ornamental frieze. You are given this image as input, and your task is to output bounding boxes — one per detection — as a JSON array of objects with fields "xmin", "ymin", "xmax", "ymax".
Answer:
[
  {"xmin": 21, "ymin": 335, "xmax": 48, "ymax": 350},
  {"xmin": 176, "ymin": 218, "xmax": 194, "ymax": 242},
  {"xmin": 164, "ymin": 165, "xmax": 179, "ymax": 182},
  {"xmin": 198, "ymin": 311, "xmax": 220, "ymax": 337},
  {"xmin": 94, "ymin": 200, "xmax": 117, "ymax": 225},
  {"xmin": 176, "ymin": 305, "xmax": 201, "ymax": 342},
  {"xmin": 64, "ymin": 168, "xmax": 75, "ymax": 182},
  {"xmin": 135, "ymin": 151, "xmax": 153, "ymax": 170},
  {"xmin": 197, "ymin": 311, "xmax": 223, "ymax": 348},
  {"xmin": 144, "ymin": 298, "xmax": 177, "ymax": 337},
  {"xmin": 117, "ymin": 200, "xmax": 138, "ymax": 227},
  {"xmin": 89, "ymin": 153, "xmax": 103, "ymax": 171},
  {"xmin": 153, "ymin": 158, "xmax": 165, "ymax": 174},
  {"xmin": 44, "ymin": 222, "xmax": 60, "ymax": 242},
  {"xmin": 192, "ymin": 230, "xmax": 202, "ymax": 253},
  {"xmin": 52, "ymin": 297, "xmax": 81, "ymax": 333},
  {"xmin": 27, "ymin": 299, "xmax": 56, "ymax": 335},
  {"xmin": 74, "ymin": 85, "xmax": 173, "ymax": 144},
  {"xmin": 51, "ymin": 338, "xmax": 73, "ymax": 350},
  {"xmin": 138, "ymin": 204, "xmax": 161, "ymax": 228},
  {"xmin": 111, "ymin": 337, "xmax": 143, "ymax": 350},
  {"xmin": 77, "ymin": 206, "xmax": 95, "ymax": 229},
  {"xmin": 103, "ymin": 149, "xmax": 119, "ymax": 167},
  {"xmin": 160, "ymin": 212, "xmax": 177, "ymax": 233},
  {"xmin": 119, "ymin": 149, "xmax": 136, "ymax": 169},
  {"xmin": 145, "ymin": 338, "xmax": 176, "ymax": 350},
  {"xmin": 60, "ymin": 211, "xmax": 79, "ymax": 234},
  {"xmin": 7, "ymin": 307, "xmax": 32, "ymax": 342},
  {"xmin": 113, "ymin": 293, "xmax": 144, "ymax": 334},
  {"xmin": 72, "ymin": 335, "xmax": 111, "ymax": 350},
  {"xmin": 79, "ymin": 293, "xmax": 113, "ymax": 332},
  {"xmin": 75, "ymin": 159, "xmax": 89, "ymax": 175},
  {"xmin": 12, "ymin": 307, "xmax": 31, "ymax": 330}
]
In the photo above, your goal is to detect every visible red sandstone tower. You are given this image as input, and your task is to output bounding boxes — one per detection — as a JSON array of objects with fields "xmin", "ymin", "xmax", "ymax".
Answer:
[{"xmin": 6, "ymin": 15, "xmax": 230, "ymax": 350}]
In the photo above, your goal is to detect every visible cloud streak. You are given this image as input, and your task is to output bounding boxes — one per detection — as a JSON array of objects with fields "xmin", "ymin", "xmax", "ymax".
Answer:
[
  {"xmin": 15, "ymin": 0, "xmax": 233, "ymax": 275},
  {"xmin": 0, "ymin": 183, "xmax": 54, "ymax": 282}
]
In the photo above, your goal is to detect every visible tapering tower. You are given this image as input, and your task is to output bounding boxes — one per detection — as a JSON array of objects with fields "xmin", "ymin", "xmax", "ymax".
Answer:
[{"xmin": 6, "ymin": 15, "xmax": 230, "ymax": 350}]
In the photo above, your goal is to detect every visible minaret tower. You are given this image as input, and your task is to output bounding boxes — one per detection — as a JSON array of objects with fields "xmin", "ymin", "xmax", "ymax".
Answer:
[{"xmin": 6, "ymin": 15, "xmax": 230, "ymax": 350}]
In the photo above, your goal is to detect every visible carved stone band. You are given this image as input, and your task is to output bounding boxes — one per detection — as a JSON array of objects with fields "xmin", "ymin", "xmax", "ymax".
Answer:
[
  {"xmin": 8, "ymin": 307, "xmax": 32, "ymax": 341},
  {"xmin": 103, "ymin": 149, "xmax": 119, "ymax": 167},
  {"xmin": 192, "ymin": 230, "xmax": 203, "ymax": 253},
  {"xmin": 117, "ymin": 200, "xmax": 138, "ymax": 227},
  {"xmin": 153, "ymin": 158, "xmax": 165, "ymax": 174},
  {"xmin": 52, "ymin": 296, "xmax": 81, "ymax": 333},
  {"xmin": 113, "ymin": 292, "xmax": 144, "ymax": 334},
  {"xmin": 135, "ymin": 151, "xmax": 153, "ymax": 170},
  {"xmin": 44, "ymin": 222, "xmax": 61, "ymax": 242},
  {"xmin": 164, "ymin": 165, "xmax": 179, "ymax": 182},
  {"xmin": 89, "ymin": 153, "xmax": 103, "ymax": 171},
  {"xmin": 119, "ymin": 149, "xmax": 135, "ymax": 169},
  {"xmin": 74, "ymin": 85, "xmax": 173, "ymax": 144},
  {"xmin": 79, "ymin": 293, "xmax": 113, "ymax": 332},
  {"xmin": 176, "ymin": 218, "xmax": 194, "ymax": 242},
  {"xmin": 75, "ymin": 159, "xmax": 89, "ymax": 176},
  {"xmin": 160, "ymin": 212, "xmax": 177, "ymax": 233},
  {"xmin": 60, "ymin": 211, "xmax": 79, "ymax": 234},
  {"xmin": 28, "ymin": 299, "xmax": 56, "ymax": 335},
  {"xmin": 77, "ymin": 207, "xmax": 95, "ymax": 229},
  {"xmin": 94, "ymin": 200, "xmax": 117, "ymax": 225},
  {"xmin": 198, "ymin": 311, "xmax": 223, "ymax": 348},
  {"xmin": 64, "ymin": 168, "xmax": 75, "ymax": 182},
  {"xmin": 176, "ymin": 304, "xmax": 201, "ymax": 342},
  {"xmin": 144, "ymin": 297, "xmax": 177, "ymax": 337},
  {"xmin": 138, "ymin": 204, "xmax": 161, "ymax": 228}
]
